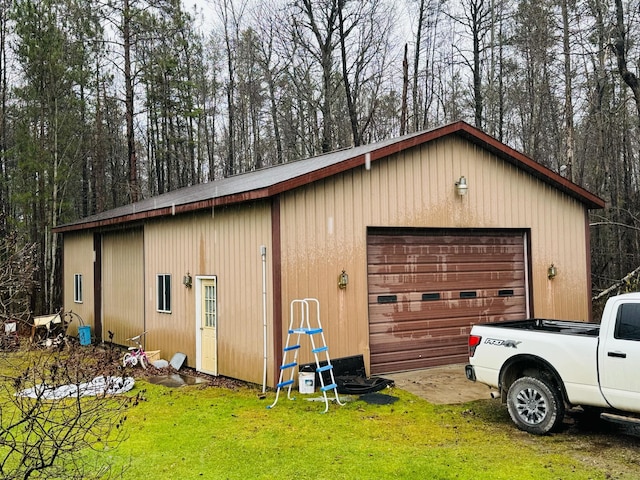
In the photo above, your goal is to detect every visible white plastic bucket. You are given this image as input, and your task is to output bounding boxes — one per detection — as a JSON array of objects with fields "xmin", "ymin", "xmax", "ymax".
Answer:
[{"xmin": 298, "ymin": 371, "xmax": 315, "ymax": 394}]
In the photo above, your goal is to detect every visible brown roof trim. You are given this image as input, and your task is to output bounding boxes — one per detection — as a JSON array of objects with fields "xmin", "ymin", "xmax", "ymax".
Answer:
[
  {"xmin": 54, "ymin": 121, "xmax": 604, "ymax": 234},
  {"xmin": 53, "ymin": 191, "xmax": 270, "ymax": 233}
]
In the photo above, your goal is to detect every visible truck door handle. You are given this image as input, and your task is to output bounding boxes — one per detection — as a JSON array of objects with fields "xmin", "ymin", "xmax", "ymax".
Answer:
[{"xmin": 608, "ymin": 351, "xmax": 627, "ymax": 358}]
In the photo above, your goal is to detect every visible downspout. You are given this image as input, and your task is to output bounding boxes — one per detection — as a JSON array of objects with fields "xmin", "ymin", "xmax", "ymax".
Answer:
[{"xmin": 261, "ymin": 245, "xmax": 268, "ymax": 393}]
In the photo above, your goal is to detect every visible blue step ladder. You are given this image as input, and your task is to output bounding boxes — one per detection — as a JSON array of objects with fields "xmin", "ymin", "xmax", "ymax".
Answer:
[{"xmin": 268, "ymin": 298, "xmax": 344, "ymax": 413}]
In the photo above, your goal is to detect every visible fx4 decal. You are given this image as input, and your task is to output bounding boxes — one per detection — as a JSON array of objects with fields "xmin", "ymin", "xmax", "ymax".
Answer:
[{"xmin": 484, "ymin": 338, "xmax": 522, "ymax": 349}]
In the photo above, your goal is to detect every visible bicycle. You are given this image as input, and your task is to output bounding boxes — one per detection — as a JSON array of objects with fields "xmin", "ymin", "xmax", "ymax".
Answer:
[{"xmin": 122, "ymin": 332, "xmax": 148, "ymax": 369}]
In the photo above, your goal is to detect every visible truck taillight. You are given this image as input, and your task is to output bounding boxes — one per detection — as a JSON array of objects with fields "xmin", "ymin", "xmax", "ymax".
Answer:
[{"xmin": 468, "ymin": 335, "xmax": 482, "ymax": 357}]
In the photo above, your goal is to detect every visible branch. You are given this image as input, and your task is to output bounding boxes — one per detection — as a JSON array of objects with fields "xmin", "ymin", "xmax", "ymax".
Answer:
[
  {"xmin": 592, "ymin": 264, "xmax": 640, "ymax": 301},
  {"xmin": 589, "ymin": 221, "xmax": 640, "ymax": 232}
]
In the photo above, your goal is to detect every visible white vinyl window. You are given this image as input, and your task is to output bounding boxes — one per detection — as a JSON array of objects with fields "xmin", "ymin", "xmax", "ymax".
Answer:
[
  {"xmin": 74, "ymin": 274, "xmax": 83, "ymax": 303},
  {"xmin": 157, "ymin": 274, "xmax": 172, "ymax": 313}
]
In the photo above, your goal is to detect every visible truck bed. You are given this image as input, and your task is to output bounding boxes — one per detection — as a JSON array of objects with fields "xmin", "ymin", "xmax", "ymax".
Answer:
[{"xmin": 482, "ymin": 318, "xmax": 601, "ymax": 336}]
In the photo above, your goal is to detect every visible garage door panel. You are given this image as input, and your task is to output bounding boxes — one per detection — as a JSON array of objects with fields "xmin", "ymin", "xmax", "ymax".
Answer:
[
  {"xmin": 367, "ymin": 288, "xmax": 528, "ymax": 305},
  {"xmin": 367, "ymin": 260, "xmax": 523, "ymax": 275},
  {"xmin": 369, "ymin": 234, "xmax": 522, "ymax": 246},
  {"xmin": 369, "ymin": 245, "xmax": 522, "ymax": 265},
  {"xmin": 370, "ymin": 340, "xmax": 469, "ymax": 374},
  {"xmin": 368, "ymin": 301, "xmax": 527, "ymax": 328},
  {"xmin": 371, "ymin": 352, "xmax": 469, "ymax": 374},
  {"xmin": 367, "ymin": 271, "xmax": 525, "ymax": 294},
  {"xmin": 371, "ymin": 341, "xmax": 468, "ymax": 357},
  {"xmin": 367, "ymin": 230, "xmax": 528, "ymax": 373},
  {"xmin": 370, "ymin": 326, "xmax": 473, "ymax": 346}
]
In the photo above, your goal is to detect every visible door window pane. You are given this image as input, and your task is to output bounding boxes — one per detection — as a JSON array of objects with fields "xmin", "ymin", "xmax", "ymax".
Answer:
[{"xmin": 204, "ymin": 284, "xmax": 216, "ymax": 327}]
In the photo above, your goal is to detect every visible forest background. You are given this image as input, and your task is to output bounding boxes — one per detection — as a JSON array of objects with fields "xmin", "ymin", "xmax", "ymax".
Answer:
[{"xmin": 0, "ymin": 0, "xmax": 638, "ymax": 317}]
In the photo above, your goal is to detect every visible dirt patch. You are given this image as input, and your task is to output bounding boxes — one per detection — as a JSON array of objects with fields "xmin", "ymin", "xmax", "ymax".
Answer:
[{"xmin": 385, "ymin": 364, "xmax": 493, "ymax": 404}]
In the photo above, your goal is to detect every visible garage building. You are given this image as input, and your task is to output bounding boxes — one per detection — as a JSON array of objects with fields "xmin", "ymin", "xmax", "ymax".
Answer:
[{"xmin": 55, "ymin": 121, "xmax": 605, "ymax": 385}]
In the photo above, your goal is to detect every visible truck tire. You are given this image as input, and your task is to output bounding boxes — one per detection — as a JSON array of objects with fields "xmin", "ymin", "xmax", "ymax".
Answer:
[{"xmin": 506, "ymin": 376, "xmax": 565, "ymax": 435}]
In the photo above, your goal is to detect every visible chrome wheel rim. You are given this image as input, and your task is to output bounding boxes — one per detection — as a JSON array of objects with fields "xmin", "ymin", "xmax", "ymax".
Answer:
[{"xmin": 515, "ymin": 387, "xmax": 547, "ymax": 425}]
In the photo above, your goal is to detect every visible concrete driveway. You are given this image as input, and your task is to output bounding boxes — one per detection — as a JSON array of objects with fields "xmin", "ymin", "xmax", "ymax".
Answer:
[{"xmin": 385, "ymin": 364, "xmax": 495, "ymax": 404}]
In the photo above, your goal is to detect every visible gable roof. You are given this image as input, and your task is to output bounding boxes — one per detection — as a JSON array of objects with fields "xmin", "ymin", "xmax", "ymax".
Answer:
[{"xmin": 54, "ymin": 121, "xmax": 605, "ymax": 233}]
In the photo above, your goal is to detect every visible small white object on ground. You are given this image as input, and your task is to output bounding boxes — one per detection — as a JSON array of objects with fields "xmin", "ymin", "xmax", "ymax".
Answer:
[{"xmin": 16, "ymin": 376, "xmax": 135, "ymax": 399}]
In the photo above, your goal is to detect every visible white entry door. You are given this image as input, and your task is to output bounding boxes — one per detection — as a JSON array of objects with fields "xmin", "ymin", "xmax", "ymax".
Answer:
[{"xmin": 199, "ymin": 278, "xmax": 218, "ymax": 375}]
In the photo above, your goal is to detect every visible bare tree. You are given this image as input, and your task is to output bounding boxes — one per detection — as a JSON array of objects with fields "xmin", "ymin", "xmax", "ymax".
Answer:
[
  {"xmin": 0, "ymin": 347, "xmax": 136, "ymax": 479},
  {"xmin": 401, "ymin": 43, "xmax": 409, "ymax": 135},
  {"xmin": 292, "ymin": 0, "xmax": 340, "ymax": 153},
  {"xmin": 453, "ymin": 0, "xmax": 492, "ymax": 129},
  {"xmin": 410, "ymin": 0, "xmax": 444, "ymax": 131},
  {"xmin": 612, "ymin": 0, "xmax": 640, "ymax": 125},
  {"xmin": 0, "ymin": 0, "xmax": 9, "ymax": 224},
  {"xmin": 0, "ymin": 223, "xmax": 36, "ymax": 326},
  {"xmin": 560, "ymin": 0, "xmax": 574, "ymax": 181},
  {"xmin": 123, "ymin": 0, "xmax": 139, "ymax": 202}
]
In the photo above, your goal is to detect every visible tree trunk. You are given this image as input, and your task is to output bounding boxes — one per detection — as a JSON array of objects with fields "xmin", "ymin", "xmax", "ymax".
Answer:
[
  {"xmin": 471, "ymin": 0, "xmax": 483, "ymax": 128},
  {"xmin": 338, "ymin": 0, "xmax": 359, "ymax": 146},
  {"xmin": 123, "ymin": 0, "xmax": 139, "ymax": 202},
  {"xmin": 413, "ymin": 0, "xmax": 425, "ymax": 132},
  {"xmin": 613, "ymin": 0, "xmax": 640, "ymax": 126},
  {"xmin": 561, "ymin": 0, "xmax": 574, "ymax": 181},
  {"xmin": 401, "ymin": 44, "xmax": 408, "ymax": 135}
]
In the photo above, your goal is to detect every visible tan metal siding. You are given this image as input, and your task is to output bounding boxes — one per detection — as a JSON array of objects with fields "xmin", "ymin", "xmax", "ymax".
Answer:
[
  {"xmin": 143, "ymin": 202, "xmax": 273, "ymax": 384},
  {"xmin": 102, "ymin": 229, "xmax": 144, "ymax": 344},
  {"xmin": 279, "ymin": 136, "xmax": 590, "ymax": 373},
  {"xmin": 62, "ymin": 232, "xmax": 94, "ymax": 334}
]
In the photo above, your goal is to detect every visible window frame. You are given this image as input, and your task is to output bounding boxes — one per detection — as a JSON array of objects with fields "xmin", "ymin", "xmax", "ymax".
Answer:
[
  {"xmin": 156, "ymin": 274, "xmax": 172, "ymax": 313},
  {"xmin": 73, "ymin": 273, "xmax": 83, "ymax": 303}
]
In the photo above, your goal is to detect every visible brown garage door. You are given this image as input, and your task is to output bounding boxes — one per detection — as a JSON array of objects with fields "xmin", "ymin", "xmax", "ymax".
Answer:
[{"xmin": 367, "ymin": 229, "xmax": 528, "ymax": 374}]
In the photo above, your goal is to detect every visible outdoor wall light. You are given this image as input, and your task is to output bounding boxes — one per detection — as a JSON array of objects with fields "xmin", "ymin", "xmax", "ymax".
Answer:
[
  {"xmin": 547, "ymin": 264, "xmax": 557, "ymax": 280},
  {"xmin": 183, "ymin": 272, "xmax": 192, "ymax": 288},
  {"xmin": 338, "ymin": 270, "xmax": 349, "ymax": 289},
  {"xmin": 455, "ymin": 176, "xmax": 468, "ymax": 196}
]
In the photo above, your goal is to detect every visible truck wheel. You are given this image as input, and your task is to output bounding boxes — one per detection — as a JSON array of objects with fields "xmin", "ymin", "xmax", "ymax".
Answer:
[{"xmin": 506, "ymin": 376, "xmax": 565, "ymax": 435}]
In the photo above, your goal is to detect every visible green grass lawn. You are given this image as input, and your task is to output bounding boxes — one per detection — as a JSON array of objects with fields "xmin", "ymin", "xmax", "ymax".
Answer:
[{"xmin": 96, "ymin": 379, "xmax": 638, "ymax": 480}]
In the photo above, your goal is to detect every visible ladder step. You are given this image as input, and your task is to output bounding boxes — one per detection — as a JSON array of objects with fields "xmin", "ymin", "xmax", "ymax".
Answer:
[
  {"xmin": 289, "ymin": 327, "xmax": 323, "ymax": 334},
  {"xmin": 280, "ymin": 362, "xmax": 297, "ymax": 370},
  {"xmin": 312, "ymin": 346, "xmax": 328, "ymax": 354},
  {"xmin": 277, "ymin": 379, "xmax": 294, "ymax": 388},
  {"xmin": 284, "ymin": 344, "xmax": 300, "ymax": 352},
  {"xmin": 316, "ymin": 364, "xmax": 333, "ymax": 373},
  {"xmin": 320, "ymin": 383, "xmax": 337, "ymax": 392}
]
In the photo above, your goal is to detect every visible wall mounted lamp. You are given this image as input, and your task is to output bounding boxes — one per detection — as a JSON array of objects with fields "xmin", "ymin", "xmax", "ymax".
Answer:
[
  {"xmin": 455, "ymin": 176, "xmax": 468, "ymax": 196},
  {"xmin": 547, "ymin": 264, "xmax": 557, "ymax": 280},
  {"xmin": 338, "ymin": 270, "xmax": 349, "ymax": 289},
  {"xmin": 183, "ymin": 272, "xmax": 193, "ymax": 288}
]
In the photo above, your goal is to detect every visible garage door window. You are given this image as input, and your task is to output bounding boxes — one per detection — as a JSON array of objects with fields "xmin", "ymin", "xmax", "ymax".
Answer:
[{"xmin": 422, "ymin": 293, "xmax": 440, "ymax": 301}]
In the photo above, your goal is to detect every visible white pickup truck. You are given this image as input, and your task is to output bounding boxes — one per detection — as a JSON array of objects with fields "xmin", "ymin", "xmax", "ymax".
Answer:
[{"xmin": 465, "ymin": 292, "xmax": 640, "ymax": 434}]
